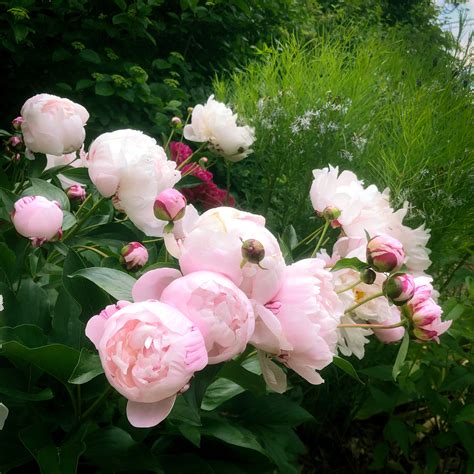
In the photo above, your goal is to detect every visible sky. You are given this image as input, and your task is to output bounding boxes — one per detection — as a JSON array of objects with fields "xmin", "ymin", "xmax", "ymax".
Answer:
[{"xmin": 436, "ymin": 0, "xmax": 473, "ymax": 55}]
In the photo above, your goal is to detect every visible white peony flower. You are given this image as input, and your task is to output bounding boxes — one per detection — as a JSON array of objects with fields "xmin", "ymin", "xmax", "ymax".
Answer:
[
  {"xmin": 87, "ymin": 129, "xmax": 181, "ymax": 236},
  {"xmin": 184, "ymin": 95, "xmax": 255, "ymax": 162}
]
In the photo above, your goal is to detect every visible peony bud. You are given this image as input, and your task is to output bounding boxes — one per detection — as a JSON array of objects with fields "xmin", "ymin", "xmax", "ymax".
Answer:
[
  {"xmin": 12, "ymin": 116, "xmax": 24, "ymax": 130},
  {"xmin": 67, "ymin": 184, "xmax": 86, "ymax": 202},
  {"xmin": 199, "ymin": 157, "xmax": 208, "ymax": 167},
  {"xmin": 383, "ymin": 273, "xmax": 415, "ymax": 306},
  {"xmin": 9, "ymin": 136, "xmax": 22, "ymax": 148},
  {"xmin": 11, "ymin": 196, "xmax": 63, "ymax": 246},
  {"xmin": 187, "ymin": 106, "xmax": 194, "ymax": 115},
  {"xmin": 360, "ymin": 268, "xmax": 376, "ymax": 285},
  {"xmin": 171, "ymin": 116, "xmax": 182, "ymax": 127},
  {"xmin": 154, "ymin": 189, "xmax": 187, "ymax": 222},
  {"xmin": 241, "ymin": 239, "xmax": 265, "ymax": 265},
  {"xmin": 322, "ymin": 206, "xmax": 341, "ymax": 222},
  {"xmin": 120, "ymin": 242, "xmax": 148, "ymax": 272},
  {"xmin": 367, "ymin": 235, "xmax": 405, "ymax": 273}
]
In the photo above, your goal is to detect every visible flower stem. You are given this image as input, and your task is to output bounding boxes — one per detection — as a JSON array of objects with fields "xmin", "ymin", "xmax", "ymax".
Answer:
[
  {"xmin": 336, "ymin": 279, "xmax": 362, "ymax": 294},
  {"xmin": 293, "ymin": 226, "xmax": 324, "ymax": 250},
  {"xmin": 225, "ymin": 160, "xmax": 232, "ymax": 206},
  {"xmin": 80, "ymin": 386, "xmax": 113, "ymax": 421},
  {"xmin": 344, "ymin": 291, "xmax": 384, "ymax": 313},
  {"xmin": 176, "ymin": 142, "xmax": 206, "ymax": 171},
  {"xmin": 338, "ymin": 318, "xmax": 407, "ymax": 329},
  {"xmin": 311, "ymin": 219, "xmax": 330, "ymax": 257},
  {"xmin": 75, "ymin": 245, "xmax": 109, "ymax": 258},
  {"xmin": 164, "ymin": 128, "xmax": 175, "ymax": 153}
]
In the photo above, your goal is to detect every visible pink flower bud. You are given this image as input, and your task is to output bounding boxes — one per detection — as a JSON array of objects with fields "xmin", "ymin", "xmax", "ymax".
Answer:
[
  {"xmin": 322, "ymin": 206, "xmax": 341, "ymax": 222},
  {"xmin": 241, "ymin": 239, "xmax": 265, "ymax": 265},
  {"xmin": 411, "ymin": 298, "xmax": 451, "ymax": 343},
  {"xmin": 12, "ymin": 116, "xmax": 24, "ymax": 130},
  {"xmin": 367, "ymin": 235, "xmax": 405, "ymax": 273},
  {"xmin": 120, "ymin": 242, "xmax": 148, "ymax": 271},
  {"xmin": 383, "ymin": 273, "xmax": 415, "ymax": 306},
  {"xmin": 9, "ymin": 136, "xmax": 22, "ymax": 148},
  {"xmin": 154, "ymin": 189, "xmax": 187, "ymax": 222},
  {"xmin": 171, "ymin": 116, "xmax": 182, "ymax": 126},
  {"xmin": 11, "ymin": 196, "xmax": 63, "ymax": 245},
  {"xmin": 67, "ymin": 184, "xmax": 86, "ymax": 202}
]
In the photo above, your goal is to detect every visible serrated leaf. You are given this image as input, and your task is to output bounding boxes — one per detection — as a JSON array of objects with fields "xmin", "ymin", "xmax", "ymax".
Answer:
[
  {"xmin": 69, "ymin": 267, "xmax": 135, "ymax": 301},
  {"xmin": 333, "ymin": 356, "xmax": 364, "ymax": 384}
]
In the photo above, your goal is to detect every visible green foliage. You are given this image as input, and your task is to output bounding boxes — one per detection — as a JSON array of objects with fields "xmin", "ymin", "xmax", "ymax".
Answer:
[{"xmin": 215, "ymin": 27, "xmax": 473, "ymax": 275}]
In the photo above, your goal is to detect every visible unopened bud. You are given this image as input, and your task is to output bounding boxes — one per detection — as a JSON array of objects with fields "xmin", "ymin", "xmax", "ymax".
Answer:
[
  {"xmin": 241, "ymin": 239, "xmax": 265, "ymax": 266},
  {"xmin": 171, "ymin": 116, "xmax": 182, "ymax": 127},
  {"xmin": 199, "ymin": 157, "xmax": 208, "ymax": 167},
  {"xmin": 67, "ymin": 184, "xmax": 86, "ymax": 202},
  {"xmin": 367, "ymin": 235, "xmax": 405, "ymax": 273},
  {"xmin": 187, "ymin": 106, "xmax": 194, "ymax": 115},
  {"xmin": 12, "ymin": 116, "xmax": 24, "ymax": 130},
  {"xmin": 154, "ymin": 188, "xmax": 187, "ymax": 222},
  {"xmin": 9, "ymin": 136, "xmax": 22, "ymax": 148},
  {"xmin": 360, "ymin": 268, "xmax": 376, "ymax": 285},
  {"xmin": 383, "ymin": 273, "xmax": 415, "ymax": 306},
  {"xmin": 322, "ymin": 206, "xmax": 341, "ymax": 222},
  {"xmin": 120, "ymin": 242, "xmax": 148, "ymax": 272}
]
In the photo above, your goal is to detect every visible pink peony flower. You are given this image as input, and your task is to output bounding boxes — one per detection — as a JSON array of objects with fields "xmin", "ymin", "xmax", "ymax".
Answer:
[
  {"xmin": 177, "ymin": 207, "xmax": 285, "ymax": 304},
  {"xmin": 20, "ymin": 93, "xmax": 89, "ymax": 155},
  {"xmin": 160, "ymin": 271, "xmax": 255, "ymax": 364},
  {"xmin": 170, "ymin": 141, "xmax": 193, "ymax": 165},
  {"xmin": 154, "ymin": 188, "xmax": 187, "ymax": 222},
  {"xmin": 383, "ymin": 273, "xmax": 415, "ymax": 305},
  {"xmin": 252, "ymin": 258, "xmax": 343, "ymax": 392},
  {"xmin": 372, "ymin": 307, "xmax": 405, "ymax": 343},
  {"xmin": 85, "ymin": 300, "xmax": 208, "ymax": 428},
  {"xmin": 132, "ymin": 267, "xmax": 183, "ymax": 302},
  {"xmin": 11, "ymin": 196, "xmax": 63, "ymax": 246},
  {"xmin": 367, "ymin": 234, "xmax": 405, "ymax": 273},
  {"xmin": 120, "ymin": 242, "xmax": 148, "ymax": 271}
]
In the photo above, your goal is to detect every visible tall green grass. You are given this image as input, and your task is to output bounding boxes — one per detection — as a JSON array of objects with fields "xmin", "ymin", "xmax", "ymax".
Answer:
[{"xmin": 215, "ymin": 27, "xmax": 473, "ymax": 275}]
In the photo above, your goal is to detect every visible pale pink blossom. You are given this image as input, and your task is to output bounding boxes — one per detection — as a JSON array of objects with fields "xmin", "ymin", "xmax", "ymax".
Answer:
[
  {"xmin": 177, "ymin": 207, "xmax": 285, "ymax": 304},
  {"xmin": 252, "ymin": 258, "xmax": 343, "ymax": 390},
  {"xmin": 120, "ymin": 242, "xmax": 148, "ymax": 271},
  {"xmin": 11, "ymin": 196, "xmax": 63, "ymax": 246},
  {"xmin": 132, "ymin": 267, "xmax": 182, "ymax": 302},
  {"xmin": 372, "ymin": 307, "xmax": 405, "ymax": 343},
  {"xmin": 160, "ymin": 271, "xmax": 255, "ymax": 364},
  {"xmin": 85, "ymin": 300, "xmax": 208, "ymax": 428},
  {"xmin": 20, "ymin": 93, "xmax": 89, "ymax": 155},
  {"xmin": 184, "ymin": 95, "xmax": 255, "ymax": 161},
  {"xmin": 87, "ymin": 130, "xmax": 181, "ymax": 236}
]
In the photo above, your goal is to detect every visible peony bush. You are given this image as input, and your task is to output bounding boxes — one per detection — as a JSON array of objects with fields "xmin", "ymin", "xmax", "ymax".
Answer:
[{"xmin": 0, "ymin": 92, "xmax": 455, "ymax": 472}]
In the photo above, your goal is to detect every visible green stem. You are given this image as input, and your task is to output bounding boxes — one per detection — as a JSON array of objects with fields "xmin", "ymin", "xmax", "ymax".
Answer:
[
  {"xmin": 338, "ymin": 317, "xmax": 407, "ymax": 330},
  {"xmin": 63, "ymin": 197, "xmax": 106, "ymax": 241},
  {"xmin": 344, "ymin": 291, "xmax": 384, "ymax": 313},
  {"xmin": 80, "ymin": 386, "xmax": 113, "ymax": 421},
  {"xmin": 164, "ymin": 128, "xmax": 175, "ymax": 153},
  {"xmin": 293, "ymin": 226, "xmax": 324, "ymax": 250},
  {"xmin": 176, "ymin": 142, "xmax": 206, "ymax": 170},
  {"xmin": 311, "ymin": 220, "xmax": 330, "ymax": 257},
  {"xmin": 75, "ymin": 245, "xmax": 109, "ymax": 258},
  {"xmin": 336, "ymin": 279, "xmax": 362, "ymax": 294},
  {"xmin": 225, "ymin": 160, "xmax": 232, "ymax": 206}
]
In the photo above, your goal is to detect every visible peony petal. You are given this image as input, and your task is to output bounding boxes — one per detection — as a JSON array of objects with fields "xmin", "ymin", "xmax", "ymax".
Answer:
[
  {"xmin": 0, "ymin": 403, "xmax": 8, "ymax": 430},
  {"xmin": 126, "ymin": 395, "xmax": 176, "ymax": 428},
  {"xmin": 258, "ymin": 350, "xmax": 287, "ymax": 394},
  {"xmin": 85, "ymin": 315, "xmax": 107, "ymax": 349},
  {"xmin": 132, "ymin": 268, "xmax": 182, "ymax": 302}
]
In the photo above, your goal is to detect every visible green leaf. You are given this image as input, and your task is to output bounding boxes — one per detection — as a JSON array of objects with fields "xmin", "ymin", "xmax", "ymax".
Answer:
[
  {"xmin": 201, "ymin": 417, "xmax": 266, "ymax": 455},
  {"xmin": 68, "ymin": 348, "xmax": 103, "ymax": 384},
  {"xmin": 69, "ymin": 267, "xmax": 135, "ymax": 301},
  {"xmin": 95, "ymin": 82, "xmax": 114, "ymax": 96},
  {"xmin": 383, "ymin": 418, "xmax": 411, "ymax": 455},
  {"xmin": 79, "ymin": 49, "xmax": 101, "ymax": 64},
  {"xmin": 59, "ymin": 168, "xmax": 91, "ymax": 185},
  {"xmin": 0, "ymin": 368, "xmax": 53, "ymax": 402},
  {"xmin": 24, "ymin": 178, "xmax": 70, "ymax": 211},
  {"xmin": 178, "ymin": 424, "xmax": 201, "ymax": 447},
  {"xmin": 392, "ymin": 330, "xmax": 410, "ymax": 380},
  {"xmin": 16, "ymin": 279, "xmax": 50, "ymax": 330},
  {"xmin": 331, "ymin": 257, "xmax": 368, "ymax": 272},
  {"xmin": 0, "ymin": 243, "xmax": 16, "ymax": 283},
  {"xmin": 175, "ymin": 175, "xmax": 204, "ymax": 189},
  {"xmin": 201, "ymin": 378, "xmax": 244, "ymax": 411},
  {"xmin": 218, "ymin": 360, "xmax": 266, "ymax": 396},
  {"xmin": 51, "ymin": 289, "xmax": 84, "ymax": 348},
  {"xmin": 333, "ymin": 356, "xmax": 365, "ymax": 384},
  {"xmin": 455, "ymin": 404, "xmax": 474, "ymax": 423},
  {"xmin": 76, "ymin": 79, "xmax": 94, "ymax": 91}
]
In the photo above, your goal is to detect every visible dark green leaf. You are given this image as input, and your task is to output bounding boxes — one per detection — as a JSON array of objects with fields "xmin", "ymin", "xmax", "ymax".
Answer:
[
  {"xmin": 95, "ymin": 82, "xmax": 114, "ymax": 96},
  {"xmin": 79, "ymin": 49, "xmax": 101, "ymax": 64},
  {"xmin": 24, "ymin": 178, "xmax": 70, "ymax": 211},
  {"xmin": 333, "ymin": 356, "xmax": 365, "ymax": 384},
  {"xmin": 331, "ymin": 257, "xmax": 368, "ymax": 272},
  {"xmin": 69, "ymin": 267, "xmax": 135, "ymax": 301},
  {"xmin": 218, "ymin": 360, "xmax": 266, "ymax": 396},
  {"xmin": 68, "ymin": 349, "xmax": 103, "ymax": 384},
  {"xmin": 392, "ymin": 330, "xmax": 410, "ymax": 380},
  {"xmin": 455, "ymin": 404, "xmax": 474, "ymax": 423}
]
